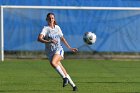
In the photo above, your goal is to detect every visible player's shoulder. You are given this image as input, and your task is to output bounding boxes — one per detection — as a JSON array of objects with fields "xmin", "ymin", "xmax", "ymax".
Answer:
[
  {"xmin": 55, "ymin": 25, "xmax": 61, "ymax": 29},
  {"xmin": 43, "ymin": 25, "xmax": 49, "ymax": 29},
  {"xmin": 42, "ymin": 26, "xmax": 50, "ymax": 31}
]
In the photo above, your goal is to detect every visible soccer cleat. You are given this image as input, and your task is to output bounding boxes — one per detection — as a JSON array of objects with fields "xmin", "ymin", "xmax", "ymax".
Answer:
[
  {"xmin": 63, "ymin": 78, "xmax": 68, "ymax": 87},
  {"xmin": 73, "ymin": 86, "xmax": 78, "ymax": 91}
]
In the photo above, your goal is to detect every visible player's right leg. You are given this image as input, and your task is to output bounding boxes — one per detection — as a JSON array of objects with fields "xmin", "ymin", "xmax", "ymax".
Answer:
[
  {"xmin": 58, "ymin": 62, "xmax": 78, "ymax": 91},
  {"xmin": 50, "ymin": 54, "xmax": 68, "ymax": 87}
]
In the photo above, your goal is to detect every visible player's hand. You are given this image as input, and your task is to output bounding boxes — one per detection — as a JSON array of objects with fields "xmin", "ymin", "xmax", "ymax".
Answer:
[
  {"xmin": 51, "ymin": 39, "xmax": 58, "ymax": 44},
  {"xmin": 69, "ymin": 48, "xmax": 78, "ymax": 53}
]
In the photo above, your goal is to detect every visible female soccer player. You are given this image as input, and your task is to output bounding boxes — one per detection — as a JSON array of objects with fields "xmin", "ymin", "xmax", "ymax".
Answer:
[{"xmin": 38, "ymin": 13, "xmax": 78, "ymax": 91}]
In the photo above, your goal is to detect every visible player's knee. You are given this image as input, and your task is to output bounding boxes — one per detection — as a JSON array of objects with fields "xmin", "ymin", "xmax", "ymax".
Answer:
[{"xmin": 50, "ymin": 61, "xmax": 57, "ymax": 68}]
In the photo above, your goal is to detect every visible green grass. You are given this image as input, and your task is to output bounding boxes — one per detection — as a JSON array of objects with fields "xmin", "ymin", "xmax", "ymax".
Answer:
[{"xmin": 0, "ymin": 59, "xmax": 140, "ymax": 93}]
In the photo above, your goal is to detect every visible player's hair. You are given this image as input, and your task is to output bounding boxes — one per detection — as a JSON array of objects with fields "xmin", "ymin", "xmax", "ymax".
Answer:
[{"xmin": 46, "ymin": 13, "xmax": 57, "ymax": 26}]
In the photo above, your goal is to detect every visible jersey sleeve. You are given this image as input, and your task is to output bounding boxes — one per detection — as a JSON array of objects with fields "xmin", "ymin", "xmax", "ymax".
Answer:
[
  {"xmin": 57, "ymin": 25, "xmax": 63, "ymax": 37},
  {"xmin": 40, "ymin": 26, "xmax": 47, "ymax": 37}
]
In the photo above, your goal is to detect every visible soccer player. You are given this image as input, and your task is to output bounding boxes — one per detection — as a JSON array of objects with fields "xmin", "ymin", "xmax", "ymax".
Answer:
[{"xmin": 38, "ymin": 13, "xmax": 78, "ymax": 91}]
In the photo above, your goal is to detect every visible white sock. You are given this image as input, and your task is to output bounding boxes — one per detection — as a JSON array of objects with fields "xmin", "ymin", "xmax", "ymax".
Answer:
[
  {"xmin": 55, "ymin": 65, "xmax": 66, "ymax": 78},
  {"xmin": 67, "ymin": 74, "xmax": 76, "ymax": 87}
]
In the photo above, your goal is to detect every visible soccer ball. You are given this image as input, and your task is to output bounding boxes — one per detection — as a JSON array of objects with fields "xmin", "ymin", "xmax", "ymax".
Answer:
[{"xmin": 83, "ymin": 32, "xmax": 96, "ymax": 45}]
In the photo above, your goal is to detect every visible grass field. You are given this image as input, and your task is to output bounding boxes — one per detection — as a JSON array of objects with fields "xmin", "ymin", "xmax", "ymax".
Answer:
[{"xmin": 0, "ymin": 59, "xmax": 140, "ymax": 93}]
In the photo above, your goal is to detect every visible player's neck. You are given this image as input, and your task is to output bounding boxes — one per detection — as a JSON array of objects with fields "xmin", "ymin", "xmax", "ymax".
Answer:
[{"xmin": 48, "ymin": 23, "xmax": 55, "ymax": 29}]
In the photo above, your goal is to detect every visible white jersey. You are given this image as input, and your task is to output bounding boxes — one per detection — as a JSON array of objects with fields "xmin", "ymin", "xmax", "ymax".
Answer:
[{"xmin": 40, "ymin": 25, "xmax": 64, "ymax": 61}]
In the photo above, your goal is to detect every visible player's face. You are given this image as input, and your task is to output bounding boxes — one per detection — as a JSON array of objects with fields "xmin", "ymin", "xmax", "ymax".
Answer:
[{"xmin": 48, "ymin": 14, "xmax": 55, "ymax": 24}]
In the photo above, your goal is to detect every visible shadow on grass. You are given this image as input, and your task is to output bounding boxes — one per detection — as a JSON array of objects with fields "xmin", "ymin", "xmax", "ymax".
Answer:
[{"xmin": 0, "ymin": 89, "xmax": 63, "ymax": 92}]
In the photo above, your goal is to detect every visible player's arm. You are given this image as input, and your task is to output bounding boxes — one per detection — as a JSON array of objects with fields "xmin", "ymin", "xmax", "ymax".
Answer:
[
  {"xmin": 38, "ymin": 34, "xmax": 58, "ymax": 44},
  {"xmin": 37, "ymin": 34, "xmax": 52, "ymax": 43},
  {"xmin": 61, "ymin": 36, "xmax": 78, "ymax": 52}
]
